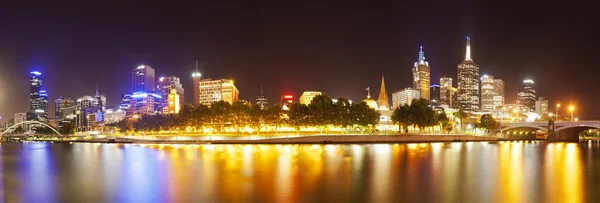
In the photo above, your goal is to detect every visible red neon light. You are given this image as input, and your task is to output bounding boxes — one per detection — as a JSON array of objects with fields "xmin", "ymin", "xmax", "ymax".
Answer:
[{"xmin": 284, "ymin": 95, "xmax": 293, "ymax": 99}]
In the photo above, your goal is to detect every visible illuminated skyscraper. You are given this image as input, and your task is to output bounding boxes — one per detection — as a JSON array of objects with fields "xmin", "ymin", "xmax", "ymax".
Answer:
[
  {"xmin": 439, "ymin": 77, "xmax": 453, "ymax": 107},
  {"xmin": 157, "ymin": 76, "xmax": 184, "ymax": 105},
  {"xmin": 199, "ymin": 78, "xmax": 239, "ymax": 105},
  {"xmin": 55, "ymin": 97, "xmax": 76, "ymax": 121},
  {"xmin": 256, "ymin": 85, "xmax": 268, "ymax": 109},
  {"xmin": 167, "ymin": 88, "xmax": 180, "ymax": 114},
  {"xmin": 132, "ymin": 65, "xmax": 155, "ymax": 93},
  {"xmin": 517, "ymin": 79, "xmax": 536, "ymax": 112},
  {"xmin": 413, "ymin": 46, "xmax": 431, "ymax": 100},
  {"xmin": 480, "ymin": 75, "xmax": 505, "ymax": 112},
  {"xmin": 457, "ymin": 37, "xmax": 480, "ymax": 111},
  {"xmin": 29, "ymin": 71, "xmax": 48, "ymax": 121},
  {"xmin": 377, "ymin": 75, "xmax": 390, "ymax": 110},
  {"xmin": 192, "ymin": 61, "xmax": 202, "ymax": 105}
]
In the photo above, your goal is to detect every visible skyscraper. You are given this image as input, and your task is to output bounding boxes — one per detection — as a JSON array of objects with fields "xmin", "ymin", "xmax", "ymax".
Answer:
[
  {"xmin": 198, "ymin": 78, "xmax": 239, "ymax": 105},
  {"xmin": 167, "ymin": 88, "xmax": 180, "ymax": 114},
  {"xmin": 535, "ymin": 97, "xmax": 549, "ymax": 115},
  {"xmin": 157, "ymin": 76, "xmax": 184, "ymax": 104},
  {"xmin": 55, "ymin": 97, "xmax": 76, "ymax": 120},
  {"xmin": 430, "ymin": 85, "xmax": 440, "ymax": 107},
  {"xmin": 480, "ymin": 75, "xmax": 505, "ymax": 112},
  {"xmin": 192, "ymin": 61, "xmax": 202, "ymax": 105},
  {"xmin": 377, "ymin": 75, "xmax": 390, "ymax": 110},
  {"xmin": 439, "ymin": 77, "xmax": 453, "ymax": 107},
  {"xmin": 256, "ymin": 85, "xmax": 268, "ymax": 109},
  {"xmin": 413, "ymin": 46, "xmax": 431, "ymax": 100},
  {"xmin": 29, "ymin": 71, "xmax": 48, "ymax": 121},
  {"xmin": 132, "ymin": 65, "xmax": 155, "ymax": 93},
  {"xmin": 517, "ymin": 79, "xmax": 536, "ymax": 112},
  {"xmin": 457, "ymin": 37, "xmax": 480, "ymax": 111}
]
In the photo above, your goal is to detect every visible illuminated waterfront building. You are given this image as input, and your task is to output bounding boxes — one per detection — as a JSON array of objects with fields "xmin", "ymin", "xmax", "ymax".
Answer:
[
  {"xmin": 280, "ymin": 94, "xmax": 293, "ymax": 110},
  {"xmin": 256, "ymin": 85, "xmax": 268, "ymax": 110},
  {"xmin": 29, "ymin": 71, "xmax": 48, "ymax": 122},
  {"xmin": 392, "ymin": 87, "xmax": 420, "ymax": 108},
  {"xmin": 157, "ymin": 76, "xmax": 184, "ymax": 105},
  {"xmin": 517, "ymin": 79, "xmax": 536, "ymax": 112},
  {"xmin": 199, "ymin": 78, "xmax": 239, "ymax": 105},
  {"xmin": 439, "ymin": 77, "xmax": 453, "ymax": 107},
  {"xmin": 377, "ymin": 75, "xmax": 390, "ymax": 110},
  {"xmin": 480, "ymin": 75, "xmax": 505, "ymax": 112},
  {"xmin": 14, "ymin": 112, "xmax": 27, "ymax": 129},
  {"xmin": 430, "ymin": 85, "xmax": 440, "ymax": 107},
  {"xmin": 132, "ymin": 65, "xmax": 155, "ymax": 93},
  {"xmin": 192, "ymin": 61, "xmax": 202, "ymax": 105},
  {"xmin": 104, "ymin": 108, "xmax": 126, "ymax": 124},
  {"xmin": 55, "ymin": 97, "xmax": 76, "ymax": 120},
  {"xmin": 535, "ymin": 97, "xmax": 549, "ymax": 115},
  {"xmin": 457, "ymin": 37, "xmax": 480, "ymax": 111},
  {"xmin": 299, "ymin": 91, "xmax": 322, "ymax": 105},
  {"xmin": 413, "ymin": 46, "xmax": 431, "ymax": 100},
  {"xmin": 167, "ymin": 88, "xmax": 180, "ymax": 114}
]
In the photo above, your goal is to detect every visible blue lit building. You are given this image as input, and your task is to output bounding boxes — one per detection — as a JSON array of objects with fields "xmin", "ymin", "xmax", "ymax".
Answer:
[
  {"xmin": 28, "ymin": 71, "xmax": 48, "ymax": 122},
  {"xmin": 120, "ymin": 92, "xmax": 162, "ymax": 118}
]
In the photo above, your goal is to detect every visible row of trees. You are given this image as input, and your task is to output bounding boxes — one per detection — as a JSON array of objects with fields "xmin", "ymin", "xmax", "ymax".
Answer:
[
  {"xmin": 117, "ymin": 94, "xmax": 380, "ymax": 134},
  {"xmin": 390, "ymin": 98, "xmax": 499, "ymax": 133}
]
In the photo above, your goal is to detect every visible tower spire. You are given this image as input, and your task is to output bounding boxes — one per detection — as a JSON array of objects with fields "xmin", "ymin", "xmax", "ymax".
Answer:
[
  {"xmin": 465, "ymin": 36, "xmax": 472, "ymax": 60},
  {"xmin": 366, "ymin": 87, "xmax": 371, "ymax": 99},
  {"xmin": 418, "ymin": 46, "xmax": 425, "ymax": 61},
  {"xmin": 260, "ymin": 84, "xmax": 264, "ymax": 95},
  {"xmin": 95, "ymin": 84, "xmax": 99, "ymax": 96},
  {"xmin": 377, "ymin": 75, "xmax": 390, "ymax": 110},
  {"xmin": 195, "ymin": 60, "xmax": 199, "ymax": 72}
]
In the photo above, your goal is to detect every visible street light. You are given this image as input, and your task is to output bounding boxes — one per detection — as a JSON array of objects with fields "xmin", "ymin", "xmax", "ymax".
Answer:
[
  {"xmin": 556, "ymin": 103, "xmax": 561, "ymax": 121},
  {"xmin": 569, "ymin": 106, "xmax": 575, "ymax": 121},
  {"xmin": 513, "ymin": 109, "xmax": 519, "ymax": 121}
]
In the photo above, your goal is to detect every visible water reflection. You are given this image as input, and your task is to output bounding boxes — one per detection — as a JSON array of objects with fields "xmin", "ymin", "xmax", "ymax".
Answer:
[{"xmin": 0, "ymin": 142, "xmax": 593, "ymax": 202}]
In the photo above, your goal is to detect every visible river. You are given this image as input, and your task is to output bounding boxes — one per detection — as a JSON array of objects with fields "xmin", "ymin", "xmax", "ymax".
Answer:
[{"xmin": 1, "ymin": 141, "xmax": 599, "ymax": 202}]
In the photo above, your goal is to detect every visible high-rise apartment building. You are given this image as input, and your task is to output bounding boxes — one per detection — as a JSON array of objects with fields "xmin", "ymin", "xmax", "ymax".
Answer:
[
  {"xmin": 29, "ymin": 71, "xmax": 48, "ymax": 121},
  {"xmin": 199, "ymin": 78, "xmax": 239, "ymax": 105},
  {"xmin": 440, "ymin": 77, "xmax": 453, "ymax": 107},
  {"xmin": 256, "ymin": 85, "xmax": 268, "ymax": 109},
  {"xmin": 457, "ymin": 37, "xmax": 480, "ymax": 111},
  {"xmin": 157, "ymin": 76, "xmax": 184, "ymax": 104},
  {"xmin": 167, "ymin": 88, "xmax": 180, "ymax": 114},
  {"xmin": 535, "ymin": 97, "xmax": 549, "ymax": 115},
  {"xmin": 392, "ymin": 88, "xmax": 420, "ymax": 108},
  {"xmin": 517, "ymin": 80, "xmax": 536, "ymax": 112},
  {"xmin": 413, "ymin": 46, "xmax": 431, "ymax": 100},
  {"xmin": 132, "ymin": 65, "xmax": 155, "ymax": 93},
  {"xmin": 299, "ymin": 91, "xmax": 322, "ymax": 105},
  {"xmin": 430, "ymin": 85, "xmax": 440, "ymax": 107},
  {"xmin": 480, "ymin": 75, "xmax": 505, "ymax": 112}
]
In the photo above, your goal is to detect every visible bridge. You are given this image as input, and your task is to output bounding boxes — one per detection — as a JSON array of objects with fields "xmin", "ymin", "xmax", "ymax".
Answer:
[
  {"xmin": 1, "ymin": 120, "xmax": 61, "ymax": 137},
  {"xmin": 500, "ymin": 121, "xmax": 600, "ymax": 142}
]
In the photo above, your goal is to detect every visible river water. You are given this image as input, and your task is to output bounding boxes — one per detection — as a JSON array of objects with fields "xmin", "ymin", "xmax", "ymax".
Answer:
[{"xmin": 1, "ymin": 141, "xmax": 599, "ymax": 202}]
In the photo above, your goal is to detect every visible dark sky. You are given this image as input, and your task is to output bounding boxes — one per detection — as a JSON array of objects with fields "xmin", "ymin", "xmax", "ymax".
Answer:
[{"xmin": 0, "ymin": 1, "xmax": 597, "ymax": 121}]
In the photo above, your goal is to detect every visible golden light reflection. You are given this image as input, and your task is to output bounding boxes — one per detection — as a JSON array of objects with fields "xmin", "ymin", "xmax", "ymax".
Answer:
[{"xmin": 545, "ymin": 143, "xmax": 584, "ymax": 203}]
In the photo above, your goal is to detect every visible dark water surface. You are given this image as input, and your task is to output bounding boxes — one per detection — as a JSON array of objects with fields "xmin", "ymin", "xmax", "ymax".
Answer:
[{"xmin": 2, "ymin": 141, "xmax": 600, "ymax": 202}]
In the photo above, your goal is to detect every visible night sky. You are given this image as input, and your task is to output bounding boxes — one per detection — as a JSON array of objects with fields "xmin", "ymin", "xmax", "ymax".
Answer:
[{"xmin": 0, "ymin": 2, "xmax": 597, "ymax": 121}]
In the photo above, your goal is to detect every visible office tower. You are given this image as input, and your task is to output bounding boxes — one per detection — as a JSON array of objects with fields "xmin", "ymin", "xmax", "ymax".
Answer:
[
  {"xmin": 132, "ymin": 65, "xmax": 155, "ymax": 93},
  {"xmin": 440, "ymin": 77, "xmax": 453, "ymax": 107},
  {"xmin": 517, "ymin": 79, "xmax": 536, "ymax": 112},
  {"xmin": 457, "ymin": 37, "xmax": 480, "ymax": 111},
  {"xmin": 192, "ymin": 61, "xmax": 202, "ymax": 105},
  {"xmin": 198, "ymin": 78, "xmax": 239, "ymax": 105},
  {"xmin": 430, "ymin": 85, "xmax": 440, "ymax": 107},
  {"xmin": 167, "ymin": 88, "xmax": 180, "ymax": 114},
  {"xmin": 256, "ymin": 85, "xmax": 268, "ymax": 109},
  {"xmin": 14, "ymin": 112, "xmax": 27, "ymax": 129},
  {"xmin": 535, "ymin": 97, "xmax": 549, "ymax": 115},
  {"xmin": 157, "ymin": 76, "xmax": 184, "ymax": 104},
  {"xmin": 392, "ymin": 88, "xmax": 420, "ymax": 108},
  {"xmin": 299, "ymin": 91, "xmax": 322, "ymax": 105},
  {"xmin": 29, "ymin": 71, "xmax": 48, "ymax": 121},
  {"xmin": 480, "ymin": 75, "xmax": 505, "ymax": 112},
  {"xmin": 377, "ymin": 75, "xmax": 390, "ymax": 110},
  {"xmin": 413, "ymin": 46, "xmax": 431, "ymax": 100},
  {"xmin": 55, "ymin": 97, "xmax": 77, "ymax": 120}
]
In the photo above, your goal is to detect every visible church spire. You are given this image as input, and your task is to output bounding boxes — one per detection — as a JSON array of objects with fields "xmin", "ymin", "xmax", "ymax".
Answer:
[
  {"xmin": 366, "ymin": 87, "xmax": 371, "ymax": 99},
  {"xmin": 377, "ymin": 75, "xmax": 390, "ymax": 110},
  {"xmin": 465, "ymin": 36, "xmax": 472, "ymax": 60},
  {"xmin": 418, "ymin": 46, "xmax": 425, "ymax": 61}
]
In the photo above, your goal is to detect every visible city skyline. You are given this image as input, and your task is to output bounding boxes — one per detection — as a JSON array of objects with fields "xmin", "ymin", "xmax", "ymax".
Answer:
[{"xmin": 0, "ymin": 3, "xmax": 594, "ymax": 120}]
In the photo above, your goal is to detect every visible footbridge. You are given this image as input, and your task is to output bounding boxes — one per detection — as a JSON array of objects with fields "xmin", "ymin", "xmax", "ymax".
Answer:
[{"xmin": 500, "ymin": 121, "xmax": 600, "ymax": 141}]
